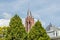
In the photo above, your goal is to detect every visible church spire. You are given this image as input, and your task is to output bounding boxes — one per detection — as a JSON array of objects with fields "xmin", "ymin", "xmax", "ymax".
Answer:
[
  {"xmin": 49, "ymin": 23, "xmax": 52, "ymax": 27},
  {"xmin": 25, "ymin": 9, "xmax": 34, "ymax": 32},
  {"xmin": 27, "ymin": 9, "xmax": 32, "ymax": 17}
]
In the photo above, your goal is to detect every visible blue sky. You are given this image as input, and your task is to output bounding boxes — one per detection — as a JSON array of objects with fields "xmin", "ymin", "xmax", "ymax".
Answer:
[{"xmin": 0, "ymin": 0, "xmax": 60, "ymax": 27}]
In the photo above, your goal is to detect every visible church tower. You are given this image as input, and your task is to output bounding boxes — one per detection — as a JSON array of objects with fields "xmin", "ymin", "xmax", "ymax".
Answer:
[{"xmin": 25, "ymin": 9, "xmax": 34, "ymax": 32}]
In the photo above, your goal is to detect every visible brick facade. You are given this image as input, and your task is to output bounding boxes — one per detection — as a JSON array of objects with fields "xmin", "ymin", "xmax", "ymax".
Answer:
[{"xmin": 25, "ymin": 10, "xmax": 34, "ymax": 32}]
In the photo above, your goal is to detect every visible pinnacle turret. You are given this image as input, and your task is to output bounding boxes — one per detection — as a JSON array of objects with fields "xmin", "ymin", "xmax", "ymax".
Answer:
[{"xmin": 27, "ymin": 9, "xmax": 32, "ymax": 17}]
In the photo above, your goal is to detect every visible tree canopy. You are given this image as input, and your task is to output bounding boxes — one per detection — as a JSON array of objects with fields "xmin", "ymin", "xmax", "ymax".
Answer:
[
  {"xmin": 4, "ymin": 14, "xmax": 50, "ymax": 40},
  {"xmin": 5, "ymin": 14, "xmax": 27, "ymax": 40},
  {"xmin": 28, "ymin": 20, "xmax": 50, "ymax": 40}
]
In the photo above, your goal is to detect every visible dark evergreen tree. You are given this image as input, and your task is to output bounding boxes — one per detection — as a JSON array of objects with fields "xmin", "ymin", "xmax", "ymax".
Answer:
[
  {"xmin": 5, "ymin": 14, "xmax": 27, "ymax": 40},
  {"xmin": 28, "ymin": 20, "xmax": 50, "ymax": 40}
]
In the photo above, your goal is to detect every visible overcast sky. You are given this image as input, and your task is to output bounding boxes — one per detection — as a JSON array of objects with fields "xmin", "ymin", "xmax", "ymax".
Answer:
[{"xmin": 0, "ymin": 0, "xmax": 60, "ymax": 27}]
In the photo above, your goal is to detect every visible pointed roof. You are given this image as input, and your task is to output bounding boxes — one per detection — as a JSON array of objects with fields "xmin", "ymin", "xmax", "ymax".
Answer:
[
  {"xmin": 27, "ymin": 9, "xmax": 32, "ymax": 17},
  {"xmin": 48, "ymin": 23, "xmax": 52, "ymax": 27},
  {"xmin": 46, "ymin": 23, "xmax": 52, "ymax": 31}
]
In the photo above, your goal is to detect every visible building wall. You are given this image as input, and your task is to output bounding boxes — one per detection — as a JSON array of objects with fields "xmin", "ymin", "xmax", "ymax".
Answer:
[{"xmin": 46, "ymin": 26, "xmax": 60, "ymax": 40}]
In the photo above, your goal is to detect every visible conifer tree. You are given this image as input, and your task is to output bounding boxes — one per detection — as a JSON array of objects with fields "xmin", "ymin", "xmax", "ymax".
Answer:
[
  {"xmin": 5, "ymin": 14, "xmax": 27, "ymax": 40},
  {"xmin": 29, "ymin": 20, "xmax": 50, "ymax": 40}
]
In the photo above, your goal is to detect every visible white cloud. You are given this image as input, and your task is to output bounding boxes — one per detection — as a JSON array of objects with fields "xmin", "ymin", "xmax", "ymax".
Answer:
[
  {"xmin": 0, "ymin": 19, "xmax": 10, "ymax": 27},
  {"xmin": 0, "ymin": 18, "xmax": 25, "ymax": 27},
  {"xmin": 22, "ymin": 18, "xmax": 25, "ymax": 26}
]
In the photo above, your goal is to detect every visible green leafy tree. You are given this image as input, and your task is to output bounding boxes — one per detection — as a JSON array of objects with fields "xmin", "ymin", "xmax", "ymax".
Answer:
[
  {"xmin": 5, "ymin": 14, "xmax": 27, "ymax": 40},
  {"xmin": 28, "ymin": 20, "xmax": 50, "ymax": 40},
  {"xmin": 0, "ymin": 27, "xmax": 8, "ymax": 40}
]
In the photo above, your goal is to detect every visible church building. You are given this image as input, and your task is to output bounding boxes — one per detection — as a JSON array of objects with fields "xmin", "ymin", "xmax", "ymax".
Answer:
[
  {"xmin": 25, "ymin": 9, "xmax": 34, "ymax": 32},
  {"xmin": 46, "ymin": 23, "xmax": 60, "ymax": 40}
]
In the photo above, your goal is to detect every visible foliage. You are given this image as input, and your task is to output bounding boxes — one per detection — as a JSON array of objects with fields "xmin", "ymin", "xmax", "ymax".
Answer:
[
  {"xmin": 28, "ymin": 20, "xmax": 50, "ymax": 40},
  {"xmin": 5, "ymin": 14, "xmax": 27, "ymax": 40},
  {"xmin": 0, "ymin": 27, "xmax": 8, "ymax": 40},
  {"xmin": 1, "ymin": 14, "xmax": 50, "ymax": 40}
]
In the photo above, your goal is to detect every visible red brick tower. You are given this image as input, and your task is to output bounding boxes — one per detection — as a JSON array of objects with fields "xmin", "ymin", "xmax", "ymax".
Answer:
[{"xmin": 25, "ymin": 9, "xmax": 34, "ymax": 32}]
